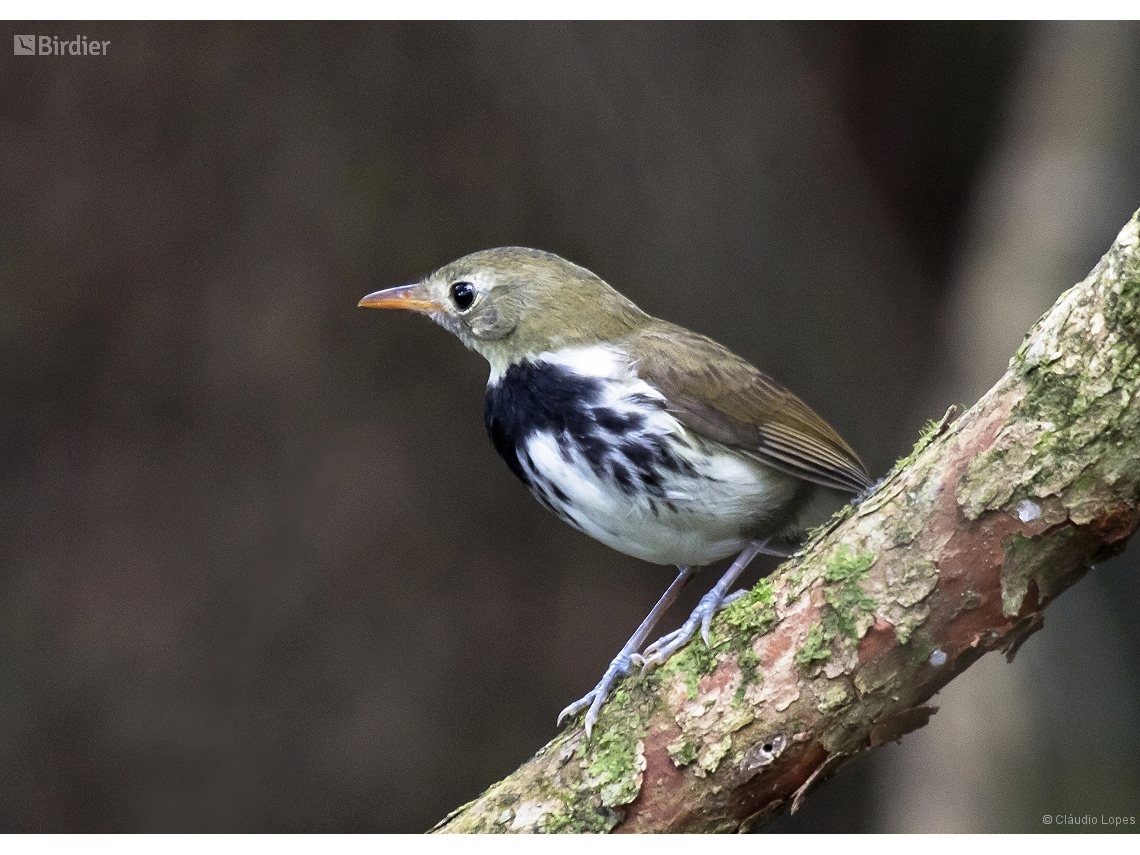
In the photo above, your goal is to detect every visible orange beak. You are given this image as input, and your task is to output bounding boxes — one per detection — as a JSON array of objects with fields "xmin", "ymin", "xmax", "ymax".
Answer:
[{"xmin": 358, "ymin": 283, "xmax": 442, "ymax": 314}]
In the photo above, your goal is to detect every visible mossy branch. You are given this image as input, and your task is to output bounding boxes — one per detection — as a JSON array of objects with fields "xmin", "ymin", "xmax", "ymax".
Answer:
[{"xmin": 431, "ymin": 211, "xmax": 1140, "ymax": 834}]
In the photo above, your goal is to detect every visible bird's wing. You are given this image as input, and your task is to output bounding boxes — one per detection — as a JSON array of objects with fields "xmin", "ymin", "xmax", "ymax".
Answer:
[{"xmin": 625, "ymin": 323, "xmax": 872, "ymax": 494}]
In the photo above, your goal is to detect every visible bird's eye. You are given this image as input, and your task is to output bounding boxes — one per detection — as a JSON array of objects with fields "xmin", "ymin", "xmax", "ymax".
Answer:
[{"xmin": 450, "ymin": 281, "xmax": 476, "ymax": 311}]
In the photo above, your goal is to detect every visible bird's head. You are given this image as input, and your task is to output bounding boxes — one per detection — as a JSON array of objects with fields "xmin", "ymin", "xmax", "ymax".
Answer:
[{"xmin": 359, "ymin": 247, "xmax": 649, "ymax": 375}]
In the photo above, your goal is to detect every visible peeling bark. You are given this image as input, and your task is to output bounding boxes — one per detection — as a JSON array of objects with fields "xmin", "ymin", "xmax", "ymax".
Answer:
[{"xmin": 431, "ymin": 211, "xmax": 1140, "ymax": 834}]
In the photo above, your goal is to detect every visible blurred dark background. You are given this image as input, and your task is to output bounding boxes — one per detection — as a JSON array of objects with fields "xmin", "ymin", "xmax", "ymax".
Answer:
[{"xmin": 2, "ymin": 21, "xmax": 1139, "ymax": 832}]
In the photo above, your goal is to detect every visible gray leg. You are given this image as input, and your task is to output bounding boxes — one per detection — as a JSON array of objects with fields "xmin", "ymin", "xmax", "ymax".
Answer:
[
  {"xmin": 558, "ymin": 565, "xmax": 696, "ymax": 736},
  {"xmin": 753, "ymin": 540, "xmax": 791, "ymax": 559},
  {"xmin": 639, "ymin": 540, "xmax": 769, "ymax": 669}
]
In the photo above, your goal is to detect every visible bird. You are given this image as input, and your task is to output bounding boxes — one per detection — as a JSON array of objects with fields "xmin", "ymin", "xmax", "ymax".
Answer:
[{"xmin": 359, "ymin": 247, "xmax": 872, "ymax": 736}]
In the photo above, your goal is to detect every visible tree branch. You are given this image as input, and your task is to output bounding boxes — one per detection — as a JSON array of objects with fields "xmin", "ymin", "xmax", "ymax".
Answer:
[{"xmin": 431, "ymin": 211, "xmax": 1140, "ymax": 834}]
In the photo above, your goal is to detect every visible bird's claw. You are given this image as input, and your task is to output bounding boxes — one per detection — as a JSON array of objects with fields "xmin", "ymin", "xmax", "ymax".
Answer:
[
  {"xmin": 701, "ymin": 611, "xmax": 714, "ymax": 646},
  {"xmin": 640, "ymin": 619, "xmax": 703, "ymax": 671},
  {"xmin": 556, "ymin": 694, "xmax": 593, "ymax": 727},
  {"xmin": 559, "ymin": 586, "xmax": 752, "ymax": 732},
  {"xmin": 722, "ymin": 588, "xmax": 749, "ymax": 607},
  {"xmin": 639, "ymin": 587, "xmax": 748, "ymax": 672},
  {"xmin": 557, "ymin": 650, "xmax": 638, "ymax": 737}
]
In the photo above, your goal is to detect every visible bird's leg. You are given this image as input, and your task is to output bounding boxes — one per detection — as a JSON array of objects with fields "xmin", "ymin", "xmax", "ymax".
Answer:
[
  {"xmin": 640, "ymin": 539, "xmax": 769, "ymax": 669},
  {"xmin": 753, "ymin": 540, "xmax": 791, "ymax": 559},
  {"xmin": 558, "ymin": 566, "xmax": 697, "ymax": 736}
]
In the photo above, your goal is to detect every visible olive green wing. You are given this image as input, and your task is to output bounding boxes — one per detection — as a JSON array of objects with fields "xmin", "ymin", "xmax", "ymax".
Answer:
[{"xmin": 626, "ymin": 323, "xmax": 872, "ymax": 494}]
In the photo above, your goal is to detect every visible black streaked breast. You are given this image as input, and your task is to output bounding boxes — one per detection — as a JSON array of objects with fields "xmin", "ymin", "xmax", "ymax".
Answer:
[{"xmin": 483, "ymin": 360, "xmax": 606, "ymax": 486}]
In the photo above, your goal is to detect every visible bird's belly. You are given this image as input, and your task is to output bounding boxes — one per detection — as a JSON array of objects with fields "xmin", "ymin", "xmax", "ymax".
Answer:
[{"xmin": 518, "ymin": 429, "xmax": 796, "ymax": 566}]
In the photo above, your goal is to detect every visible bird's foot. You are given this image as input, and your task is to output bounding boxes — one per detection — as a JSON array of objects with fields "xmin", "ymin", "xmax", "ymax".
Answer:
[
  {"xmin": 557, "ymin": 650, "xmax": 639, "ymax": 737},
  {"xmin": 637, "ymin": 588, "xmax": 748, "ymax": 670}
]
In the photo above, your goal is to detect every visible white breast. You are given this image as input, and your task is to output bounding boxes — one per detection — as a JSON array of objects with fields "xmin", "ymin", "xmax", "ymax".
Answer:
[{"xmin": 513, "ymin": 345, "xmax": 799, "ymax": 566}]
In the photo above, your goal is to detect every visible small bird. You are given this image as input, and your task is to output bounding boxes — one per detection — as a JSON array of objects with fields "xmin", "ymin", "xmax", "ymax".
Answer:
[{"xmin": 360, "ymin": 248, "xmax": 871, "ymax": 735}]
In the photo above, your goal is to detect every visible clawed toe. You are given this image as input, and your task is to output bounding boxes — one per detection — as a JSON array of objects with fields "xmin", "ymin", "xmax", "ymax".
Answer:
[
  {"xmin": 641, "ymin": 591, "xmax": 735, "ymax": 670},
  {"xmin": 556, "ymin": 693, "xmax": 594, "ymax": 727},
  {"xmin": 722, "ymin": 588, "xmax": 749, "ymax": 606},
  {"xmin": 557, "ymin": 547, "xmax": 770, "ymax": 736},
  {"xmin": 638, "ymin": 627, "xmax": 689, "ymax": 671},
  {"xmin": 557, "ymin": 651, "xmax": 639, "ymax": 736}
]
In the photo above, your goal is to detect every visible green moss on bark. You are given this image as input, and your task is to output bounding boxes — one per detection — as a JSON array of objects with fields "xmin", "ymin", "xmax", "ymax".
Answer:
[
  {"xmin": 795, "ymin": 621, "xmax": 831, "ymax": 670},
  {"xmin": 958, "ymin": 215, "xmax": 1140, "ymax": 523}
]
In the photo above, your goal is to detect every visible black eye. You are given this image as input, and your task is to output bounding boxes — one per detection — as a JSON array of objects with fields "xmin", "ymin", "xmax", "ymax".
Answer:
[{"xmin": 449, "ymin": 281, "xmax": 476, "ymax": 311}]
